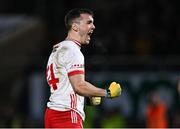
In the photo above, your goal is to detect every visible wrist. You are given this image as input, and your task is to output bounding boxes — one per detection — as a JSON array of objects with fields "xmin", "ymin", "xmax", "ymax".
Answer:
[{"xmin": 105, "ymin": 89, "xmax": 111, "ymax": 98}]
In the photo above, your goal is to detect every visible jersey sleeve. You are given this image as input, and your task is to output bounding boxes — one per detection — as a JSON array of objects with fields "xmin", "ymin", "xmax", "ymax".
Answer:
[
  {"xmin": 66, "ymin": 48, "xmax": 85, "ymax": 76},
  {"xmin": 57, "ymin": 45, "xmax": 85, "ymax": 77}
]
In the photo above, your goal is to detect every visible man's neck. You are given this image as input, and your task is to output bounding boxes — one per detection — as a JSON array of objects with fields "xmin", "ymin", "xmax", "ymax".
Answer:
[
  {"xmin": 66, "ymin": 32, "xmax": 81, "ymax": 44},
  {"xmin": 66, "ymin": 33, "xmax": 81, "ymax": 47}
]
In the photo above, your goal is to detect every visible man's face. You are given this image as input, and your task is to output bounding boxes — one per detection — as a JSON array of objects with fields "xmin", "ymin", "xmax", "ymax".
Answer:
[{"xmin": 77, "ymin": 13, "xmax": 95, "ymax": 45}]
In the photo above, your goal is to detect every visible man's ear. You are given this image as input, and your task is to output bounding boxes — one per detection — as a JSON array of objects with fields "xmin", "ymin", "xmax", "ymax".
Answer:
[{"xmin": 72, "ymin": 23, "xmax": 78, "ymax": 32}]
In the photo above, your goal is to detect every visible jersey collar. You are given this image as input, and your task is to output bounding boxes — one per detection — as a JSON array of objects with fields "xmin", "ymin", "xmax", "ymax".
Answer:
[
  {"xmin": 65, "ymin": 39, "xmax": 81, "ymax": 48},
  {"xmin": 72, "ymin": 40, "xmax": 81, "ymax": 48}
]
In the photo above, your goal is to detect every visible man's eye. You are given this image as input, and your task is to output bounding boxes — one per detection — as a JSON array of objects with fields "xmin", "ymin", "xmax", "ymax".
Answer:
[{"xmin": 87, "ymin": 21, "xmax": 93, "ymax": 24}]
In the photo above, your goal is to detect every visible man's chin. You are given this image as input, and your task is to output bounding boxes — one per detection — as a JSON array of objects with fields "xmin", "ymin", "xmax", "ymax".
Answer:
[{"xmin": 83, "ymin": 41, "xmax": 90, "ymax": 45}]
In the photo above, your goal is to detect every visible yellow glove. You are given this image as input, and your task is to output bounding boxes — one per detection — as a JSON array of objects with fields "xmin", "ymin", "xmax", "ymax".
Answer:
[
  {"xmin": 90, "ymin": 97, "xmax": 101, "ymax": 106},
  {"xmin": 106, "ymin": 82, "xmax": 122, "ymax": 98}
]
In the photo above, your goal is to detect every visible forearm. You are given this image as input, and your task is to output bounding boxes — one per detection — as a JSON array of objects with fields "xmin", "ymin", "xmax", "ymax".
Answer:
[{"xmin": 73, "ymin": 81, "xmax": 106, "ymax": 97}]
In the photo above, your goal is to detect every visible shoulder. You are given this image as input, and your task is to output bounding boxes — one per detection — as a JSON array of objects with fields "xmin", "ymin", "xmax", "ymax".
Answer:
[
  {"xmin": 54, "ymin": 41, "xmax": 72, "ymax": 53},
  {"xmin": 61, "ymin": 40, "xmax": 75, "ymax": 48},
  {"xmin": 56, "ymin": 41, "xmax": 75, "ymax": 52},
  {"xmin": 55, "ymin": 41, "xmax": 79, "ymax": 57}
]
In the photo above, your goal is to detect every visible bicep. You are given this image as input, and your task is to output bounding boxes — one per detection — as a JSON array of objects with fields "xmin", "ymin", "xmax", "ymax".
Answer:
[
  {"xmin": 69, "ymin": 74, "xmax": 85, "ymax": 90},
  {"xmin": 69, "ymin": 74, "xmax": 105, "ymax": 97}
]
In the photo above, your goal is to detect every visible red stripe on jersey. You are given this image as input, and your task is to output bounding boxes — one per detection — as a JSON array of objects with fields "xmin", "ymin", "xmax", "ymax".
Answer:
[
  {"xmin": 68, "ymin": 70, "xmax": 84, "ymax": 76},
  {"xmin": 74, "ymin": 94, "xmax": 77, "ymax": 109},
  {"xmin": 73, "ymin": 40, "xmax": 81, "ymax": 47},
  {"xmin": 70, "ymin": 94, "xmax": 77, "ymax": 109},
  {"xmin": 70, "ymin": 93, "xmax": 78, "ymax": 123},
  {"xmin": 65, "ymin": 39, "xmax": 81, "ymax": 47},
  {"xmin": 70, "ymin": 94, "xmax": 73, "ymax": 109}
]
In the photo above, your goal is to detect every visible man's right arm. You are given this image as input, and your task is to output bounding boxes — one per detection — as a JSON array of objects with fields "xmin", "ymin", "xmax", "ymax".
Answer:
[
  {"xmin": 69, "ymin": 73, "xmax": 106, "ymax": 97},
  {"xmin": 69, "ymin": 73, "xmax": 121, "ymax": 98}
]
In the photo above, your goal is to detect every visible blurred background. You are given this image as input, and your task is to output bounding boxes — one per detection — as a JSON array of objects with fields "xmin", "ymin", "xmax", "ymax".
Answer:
[{"xmin": 0, "ymin": 0, "xmax": 180, "ymax": 128}]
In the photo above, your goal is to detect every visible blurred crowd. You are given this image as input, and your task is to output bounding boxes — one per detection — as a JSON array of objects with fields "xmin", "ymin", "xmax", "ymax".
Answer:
[
  {"xmin": 88, "ymin": 0, "xmax": 180, "ymax": 57},
  {"xmin": 1, "ymin": 0, "xmax": 179, "ymax": 57}
]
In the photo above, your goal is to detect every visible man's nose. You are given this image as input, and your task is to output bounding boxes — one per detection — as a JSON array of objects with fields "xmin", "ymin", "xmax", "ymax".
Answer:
[{"xmin": 92, "ymin": 24, "xmax": 95, "ymax": 29}]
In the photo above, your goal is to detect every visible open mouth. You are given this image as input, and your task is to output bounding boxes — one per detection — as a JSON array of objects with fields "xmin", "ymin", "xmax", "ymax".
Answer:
[{"xmin": 87, "ymin": 31, "xmax": 93, "ymax": 37}]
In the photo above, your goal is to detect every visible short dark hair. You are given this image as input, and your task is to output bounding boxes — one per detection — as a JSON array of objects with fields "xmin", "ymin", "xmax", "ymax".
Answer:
[{"xmin": 64, "ymin": 8, "xmax": 94, "ymax": 30}]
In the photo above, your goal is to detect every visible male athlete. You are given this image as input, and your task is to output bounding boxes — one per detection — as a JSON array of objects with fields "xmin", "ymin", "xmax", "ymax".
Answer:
[{"xmin": 45, "ymin": 8, "xmax": 122, "ymax": 128}]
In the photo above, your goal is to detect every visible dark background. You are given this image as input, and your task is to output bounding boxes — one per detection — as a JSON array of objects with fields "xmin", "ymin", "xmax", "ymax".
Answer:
[{"xmin": 0, "ymin": 0, "xmax": 180, "ymax": 128}]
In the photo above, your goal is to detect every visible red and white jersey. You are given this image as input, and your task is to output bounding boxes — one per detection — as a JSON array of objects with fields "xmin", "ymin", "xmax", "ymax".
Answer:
[{"xmin": 46, "ymin": 40, "xmax": 85, "ymax": 120}]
